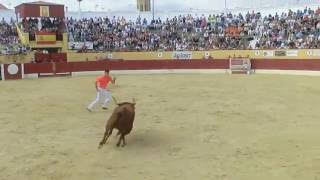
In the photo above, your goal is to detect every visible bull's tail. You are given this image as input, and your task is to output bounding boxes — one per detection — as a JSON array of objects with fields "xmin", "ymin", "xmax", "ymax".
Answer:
[{"xmin": 98, "ymin": 127, "xmax": 113, "ymax": 149}]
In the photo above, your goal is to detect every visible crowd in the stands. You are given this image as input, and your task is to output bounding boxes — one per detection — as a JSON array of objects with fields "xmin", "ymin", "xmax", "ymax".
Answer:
[{"xmin": 1, "ymin": 7, "xmax": 320, "ymax": 55}]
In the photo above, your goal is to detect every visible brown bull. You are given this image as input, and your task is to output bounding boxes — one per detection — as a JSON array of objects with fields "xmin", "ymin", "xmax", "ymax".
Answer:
[{"xmin": 98, "ymin": 97, "xmax": 136, "ymax": 148}]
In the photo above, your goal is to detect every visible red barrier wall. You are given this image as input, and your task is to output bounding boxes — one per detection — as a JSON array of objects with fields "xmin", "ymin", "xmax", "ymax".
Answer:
[
  {"xmin": 251, "ymin": 59, "xmax": 320, "ymax": 70},
  {"xmin": 24, "ymin": 59, "xmax": 229, "ymax": 74},
  {"xmin": 24, "ymin": 63, "xmax": 53, "ymax": 73},
  {"xmin": 19, "ymin": 59, "xmax": 320, "ymax": 75}
]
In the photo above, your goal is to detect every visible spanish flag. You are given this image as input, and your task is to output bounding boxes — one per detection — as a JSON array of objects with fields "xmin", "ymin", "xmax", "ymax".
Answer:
[{"xmin": 36, "ymin": 32, "xmax": 56, "ymax": 44}]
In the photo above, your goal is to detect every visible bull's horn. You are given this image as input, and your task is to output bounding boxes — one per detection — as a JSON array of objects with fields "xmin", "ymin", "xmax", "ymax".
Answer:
[
  {"xmin": 132, "ymin": 98, "xmax": 136, "ymax": 105},
  {"xmin": 112, "ymin": 96, "xmax": 118, "ymax": 105}
]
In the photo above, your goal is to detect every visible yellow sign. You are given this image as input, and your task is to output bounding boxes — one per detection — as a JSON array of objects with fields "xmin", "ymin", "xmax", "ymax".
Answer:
[{"xmin": 40, "ymin": 6, "xmax": 50, "ymax": 17}]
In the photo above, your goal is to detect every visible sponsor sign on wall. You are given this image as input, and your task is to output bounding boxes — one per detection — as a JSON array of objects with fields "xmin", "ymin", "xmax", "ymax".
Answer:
[
  {"xmin": 172, "ymin": 51, "xmax": 193, "ymax": 60},
  {"xmin": 274, "ymin": 50, "xmax": 286, "ymax": 57},
  {"xmin": 262, "ymin": 51, "xmax": 274, "ymax": 57},
  {"xmin": 286, "ymin": 50, "xmax": 298, "ymax": 57},
  {"xmin": 107, "ymin": 53, "xmax": 113, "ymax": 59},
  {"xmin": 204, "ymin": 52, "xmax": 210, "ymax": 58},
  {"xmin": 312, "ymin": 50, "xmax": 320, "ymax": 56},
  {"xmin": 68, "ymin": 42, "xmax": 94, "ymax": 50},
  {"xmin": 306, "ymin": 50, "xmax": 320, "ymax": 57}
]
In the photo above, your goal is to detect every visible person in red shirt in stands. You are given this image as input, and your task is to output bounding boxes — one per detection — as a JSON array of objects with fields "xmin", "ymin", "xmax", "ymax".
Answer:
[{"xmin": 87, "ymin": 69, "xmax": 116, "ymax": 112}]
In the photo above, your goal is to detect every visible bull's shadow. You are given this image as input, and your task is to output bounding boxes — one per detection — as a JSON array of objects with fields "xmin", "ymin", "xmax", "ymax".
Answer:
[{"xmin": 117, "ymin": 129, "xmax": 173, "ymax": 150}]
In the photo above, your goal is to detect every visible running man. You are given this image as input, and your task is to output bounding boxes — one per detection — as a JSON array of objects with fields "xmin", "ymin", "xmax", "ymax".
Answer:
[{"xmin": 87, "ymin": 69, "xmax": 116, "ymax": 112}]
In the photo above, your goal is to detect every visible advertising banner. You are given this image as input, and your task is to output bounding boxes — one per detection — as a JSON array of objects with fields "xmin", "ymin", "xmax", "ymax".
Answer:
[
  {"xmin": 172, "ymin": 51, "xmax": 193, "ymax": 60},
  {"xmin": 308, "ymin": 50, "xmax": 320, "ymax": 56},
  {"xmin": 262, "ymin": 50, "xmax": 274, "ymax": 57},
  {"xmin": 274, "ymin": 50, "xmax": 286, "ymax": 57},
  {"xmin": 286, "ymin": 50, "xmax": 298, "ymax": 57}
]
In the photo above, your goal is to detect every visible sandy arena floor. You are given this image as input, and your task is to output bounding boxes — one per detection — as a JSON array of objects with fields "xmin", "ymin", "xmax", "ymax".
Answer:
[{"xmin": 1, "ymin": 74, "xmax": 320, "ymax": 180}]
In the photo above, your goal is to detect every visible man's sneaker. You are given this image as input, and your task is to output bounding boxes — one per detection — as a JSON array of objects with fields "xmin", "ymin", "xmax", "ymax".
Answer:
[
  {"xmin": 86, "ymin": 107, "xmax": 92, "ymax": 112},
  {"xmin": 102, "ymin": 107, "xmax": 108, "ymax": 110}
]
